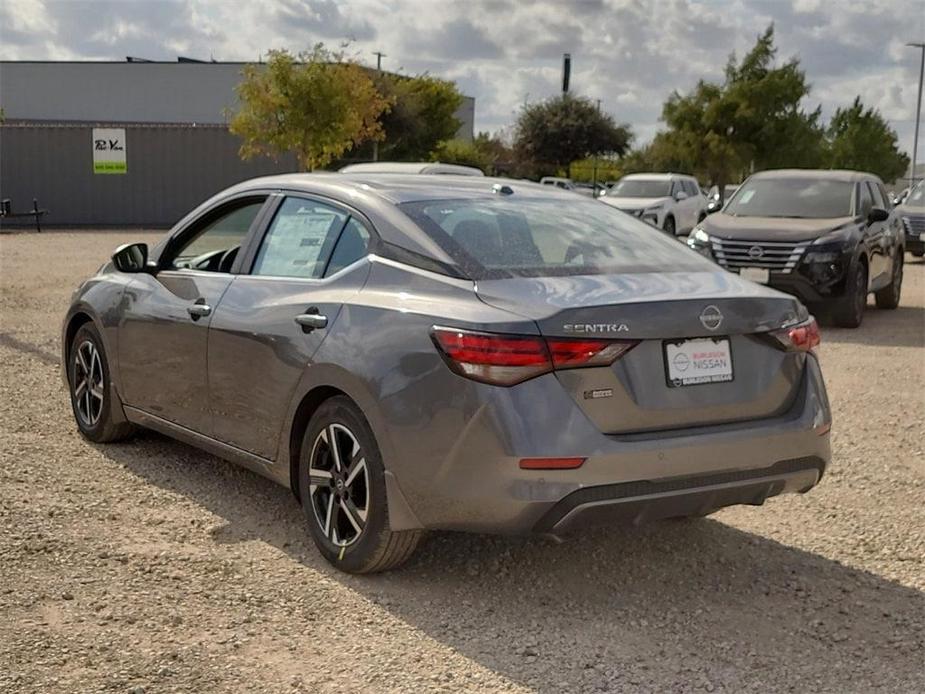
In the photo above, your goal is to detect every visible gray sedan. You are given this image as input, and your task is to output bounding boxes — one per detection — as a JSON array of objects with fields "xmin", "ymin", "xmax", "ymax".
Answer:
[{"xmin": 62, "ymin": 174, "xmax": 832, "ymax": 573}]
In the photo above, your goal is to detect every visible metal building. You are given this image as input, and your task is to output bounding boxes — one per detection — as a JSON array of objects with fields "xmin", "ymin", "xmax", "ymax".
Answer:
[{"xmin": 0, "ymin": 60, "xmax": 476, "ymax": 227}]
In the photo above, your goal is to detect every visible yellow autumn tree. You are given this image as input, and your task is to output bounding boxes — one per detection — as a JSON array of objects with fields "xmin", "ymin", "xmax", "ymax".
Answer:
[{"xmin": 230, "ymin": 45, "xmax": 389, "ymax": 171}]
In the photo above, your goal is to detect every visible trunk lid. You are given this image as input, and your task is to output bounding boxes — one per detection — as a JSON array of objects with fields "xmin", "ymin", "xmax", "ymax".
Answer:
[{"xmin": 475, "ymin": 271, "xmax": 807, "ymax": 434}]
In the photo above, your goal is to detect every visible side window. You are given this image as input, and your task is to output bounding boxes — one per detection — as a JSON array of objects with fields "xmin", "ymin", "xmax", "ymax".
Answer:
[
  {"xmin": 252, "ymin": 197, "xmax": 348, "ymax": 279},
  {"xmin": 877, "ymin": 183, "xmax": 891, "ymax": 208},
  {"xmin": 857, "ymin": 183, "xmax": 873, "ymax": 216},
  {"xmin": 671, "ymin": 180, "xmax": 682, "ymax": 198},
  {"xmin": 325, "ymin": 218, "xmax": 371, "ymax": 277},
  {"xmin": 167, "ymin": 199, "xmax": 265, "ymax": 272},
  {"xmin": 867, "ymin": 181, "xmax": 885, "ymax": 209},
  {"xmin": 687, "ymin": 180, "xmax": 701, "ymax": 196}
]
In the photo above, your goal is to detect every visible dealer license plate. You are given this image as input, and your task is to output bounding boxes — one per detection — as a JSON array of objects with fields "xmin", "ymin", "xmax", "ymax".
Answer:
[
  {"xmin": 740, "ymin": 267, "xmax": 769, "ymax": 284},
  {"xmin": 664, "ymin": 338, "xmax": 734, "ymax": 387}
]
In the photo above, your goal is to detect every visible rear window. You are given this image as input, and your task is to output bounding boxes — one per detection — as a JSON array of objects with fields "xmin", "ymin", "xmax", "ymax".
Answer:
[
  {"xmin": 726, "ymin": 178, "xmax": 854, "ymax": 218},
  {"xmin": 399, "ymin": 197, "xmax": 713, "ymax": 279}
]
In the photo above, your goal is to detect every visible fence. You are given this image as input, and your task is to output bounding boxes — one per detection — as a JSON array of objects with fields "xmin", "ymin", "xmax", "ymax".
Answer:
[{"xmin": 0, "ymin": 122, "xmax": 299, "ymax": 228}]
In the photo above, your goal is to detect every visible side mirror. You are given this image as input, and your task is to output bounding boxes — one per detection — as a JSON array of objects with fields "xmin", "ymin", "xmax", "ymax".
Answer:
[
  {"xmin": 112, "ymin": 242, "xmax": 150, "ymax": 273},
  {"xmin": 867, "ymin": 207, "xmax": 889, "ymax": 224},
  {"xmin": 675, "ymin": 191, "xmax": 689, "ymax": 201}
]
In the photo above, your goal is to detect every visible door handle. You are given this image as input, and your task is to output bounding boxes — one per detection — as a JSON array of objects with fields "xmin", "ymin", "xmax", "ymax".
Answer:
[
  {"xmin": 295, "ymin": 311, "xmax": 328, "ymax": 331},
  {"xmin": 187, "ymin": 302, "xmax": 212, "ymax": 319}
]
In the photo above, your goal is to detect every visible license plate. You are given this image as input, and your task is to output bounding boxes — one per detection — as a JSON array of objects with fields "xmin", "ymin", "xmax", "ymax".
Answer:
[
  {"xmin": 664, "ymin": 338, "xmax": 734, "ymax": 387},
  {"xmin": 740, "ymin": 267, "xmax": 769, "ymax": 284}
]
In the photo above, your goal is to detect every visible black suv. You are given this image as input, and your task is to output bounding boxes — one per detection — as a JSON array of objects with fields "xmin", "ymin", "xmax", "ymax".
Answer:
[
  {"xmin": 895, "ymin": 180, "xmax": 924, "ymax": 258},
  {"xmin": 688, "ymin": 169, "xmax": 904, "ymax": 328}
]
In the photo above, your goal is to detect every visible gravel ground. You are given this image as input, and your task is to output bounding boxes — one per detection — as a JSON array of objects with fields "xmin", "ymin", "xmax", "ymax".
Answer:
[{"xmin": 1, "ymin": 230, "xmax": 923, "ymax": 693}]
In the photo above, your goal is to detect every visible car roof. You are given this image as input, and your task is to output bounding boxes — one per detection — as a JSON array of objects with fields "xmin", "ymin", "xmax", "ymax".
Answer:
[
  {"xmin": 339, "ymin": 162, "xmax": 485, "ymax": 176},
  {"xmin": 749, "ymin": 168, "xmax": 882, "ymax": 183},
  {"xmin": 235, "ymin": 172, "xmax": 578, "ymax": 202},
  {"xmin": 620, "ymin": 173, "xmax": 690, "ymax": 181}
]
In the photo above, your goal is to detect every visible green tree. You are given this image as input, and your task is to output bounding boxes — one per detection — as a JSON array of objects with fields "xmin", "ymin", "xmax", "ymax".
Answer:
[
  {"xmin": 230, "ymin": 45, "xmax": 389, "ymax": 171},
  {"xmin": 375, "ymin": 73, "xmax": 463, "ymax": 160},
  {"xmin": 430, "ymin": 138, "xmax": 491, "ymax": 172},
  {"xmin": 826, "ymin": 97, "xmax": 909, "ymax": 182},
  {"xmin": 649, "ymin": 26, "xmax": 824, "ymax": 191},
  {"xmin": 514, "ymin": 95, "xmax": 632, "ymax": 175}
]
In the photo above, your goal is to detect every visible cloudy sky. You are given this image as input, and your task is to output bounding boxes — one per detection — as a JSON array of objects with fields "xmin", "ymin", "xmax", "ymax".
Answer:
[{"xmin": 2, "ymin": 0, "xmax": 923, "ymax": 152}]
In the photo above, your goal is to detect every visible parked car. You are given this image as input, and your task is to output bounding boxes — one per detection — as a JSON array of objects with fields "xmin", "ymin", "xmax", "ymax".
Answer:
[
  {"xmin": 540, "ymin": 176, "xmax": 579, "ymax": 191},
  {"xmin": 895, "ymin": 179, "xmax": 924, "ymax": 258},
  {"xmin": 340, "ymin": 161, "xmax": 484, "ymax": 176},
  {"xmin": 63, "ymin": 173, "xmax": 831, "ymax": 573},
  {"xmin": 688, "ymin": 169, "xmax": 904, "ymax": 328},
  {"xmin": 706, "ymin": 184, "xmax": 740, "ymax": 215},
  {"xmin": 600, "ymin": 173, "xmax": 707, "ymax": 235},
  {"xmin": 573, "ymin": 181, "xmax": 607, "ymax": 198}
]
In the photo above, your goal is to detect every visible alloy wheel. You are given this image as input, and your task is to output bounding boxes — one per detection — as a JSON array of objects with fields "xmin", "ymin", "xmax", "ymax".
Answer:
[
  {"xmin": 73, "ymin": 340, "xmax": 104, "ymax": 426},
  {"xmin": 308, "ymin": 423, "xmax": 370, "ymax": 547}
]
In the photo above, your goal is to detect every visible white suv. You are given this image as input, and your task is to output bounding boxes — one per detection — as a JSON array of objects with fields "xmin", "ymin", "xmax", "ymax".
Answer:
[{"xmin": 600, "ymin": 173, "xmax": 707, "ymax": 235}]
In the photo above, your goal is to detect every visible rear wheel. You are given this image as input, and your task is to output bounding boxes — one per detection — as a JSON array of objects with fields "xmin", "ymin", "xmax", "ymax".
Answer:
[
  {"xmin": 663, "ymin": 215, "xmax": 676, "ymax": 236},
  {"xmin": 831, "ymin": 261, "xmax": 867, "ymax": 328},
  {"xmin": 874, "ymin": 252, "xmax": 903, "ymax": 309},
  {"xmin": 299, "ymin": 396, "xmax": 422, "ymax": 573},
  {"xmin": 68, "ymin": 323, "xmax": 134, "ymax": 442}
]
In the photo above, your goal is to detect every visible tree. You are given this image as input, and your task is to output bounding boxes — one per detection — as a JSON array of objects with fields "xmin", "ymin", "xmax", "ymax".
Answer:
[
  {"xmin": 375, "ymin": 73, "xmax": 463, "ymax": 161},
  {"xmin": 230, "ymin": 45, "xmax": 389, "ymax": 171},
  {"xmin": 649, "ymin": 26, "xmax": 824, "ymax": 191},
  {"xmin": 514, "ymin": 95, "xmax": 632, "ymax": 175},
  {"xmin": 826, "ymin": 97, "xmax": 909, "ymax": 182},
  {"xmin": 430, "ymin": 138, "xmax": 491, "ymax": 172}
]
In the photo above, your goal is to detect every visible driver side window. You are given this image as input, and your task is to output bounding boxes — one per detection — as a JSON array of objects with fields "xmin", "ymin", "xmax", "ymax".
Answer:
[{"xmin": 166, "ymin": 199, "xmax": 266, "ymax": 272}]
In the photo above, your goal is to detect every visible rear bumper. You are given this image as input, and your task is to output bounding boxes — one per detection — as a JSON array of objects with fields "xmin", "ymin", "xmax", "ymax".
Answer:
[
  {"xmin": 386, "ymin": 354, "xmax": 831, "ymax": 534},
  {"xmin": 905, "ymin": 237, "xmax": 924, "ymax": 254},
  {"xmin": 533, "ymin": 456, "xmax": 824, "ymax": 536}
]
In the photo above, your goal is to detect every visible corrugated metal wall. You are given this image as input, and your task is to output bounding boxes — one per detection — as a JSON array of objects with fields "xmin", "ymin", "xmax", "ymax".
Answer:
[{"xmin": 0, "ymin": 124, "xmax": 299, "ymax": 227}]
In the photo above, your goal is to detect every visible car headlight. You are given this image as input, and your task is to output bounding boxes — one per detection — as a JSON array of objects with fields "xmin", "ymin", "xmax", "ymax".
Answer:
[
  {"xmin": 811, "ymin": 225, "xmax": 855, "ymax": 246},
  {"xmin": 690, "ymin": 227, "xmax": 710, "ymax": 244}
]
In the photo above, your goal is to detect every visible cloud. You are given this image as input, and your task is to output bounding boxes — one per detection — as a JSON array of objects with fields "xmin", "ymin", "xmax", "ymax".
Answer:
[{"xmin": 1, "ymin": 0, "xmax": 922, "ymax": 152}]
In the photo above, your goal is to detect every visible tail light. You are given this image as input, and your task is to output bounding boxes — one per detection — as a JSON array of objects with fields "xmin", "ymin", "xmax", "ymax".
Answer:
[
  {"xmin": 767, "ymin": 317, "xmax": 821, "ymax": 352},
  {"xmin": 431, "ymin": 326, "xmax": 638, "ymax": 386}
]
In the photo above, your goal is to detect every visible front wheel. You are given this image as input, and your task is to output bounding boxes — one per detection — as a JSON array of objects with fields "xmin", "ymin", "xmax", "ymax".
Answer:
[
  {"xmin": 830, "ymin": 261, "xmax": 867, "ymax": 328},
  {"xmin": 299, "ymin": 396, "xmax": 422, "ymax": 573},
  {"xmin": 662, "ymin": 215, "xmax": 676, "ymax": 236},
  {"xmin": 68, "ymin": 323, "xmax": 134, "ymax": 442},
  {"xmin": 874, "ymin": 252, "xmax": 903, "ymax": 309}
]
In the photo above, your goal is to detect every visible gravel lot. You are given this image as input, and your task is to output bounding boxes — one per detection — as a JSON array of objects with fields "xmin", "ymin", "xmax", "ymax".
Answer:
[{"xmin": 1, "ymin": 230, "xmax": 923, "ymax": 693}]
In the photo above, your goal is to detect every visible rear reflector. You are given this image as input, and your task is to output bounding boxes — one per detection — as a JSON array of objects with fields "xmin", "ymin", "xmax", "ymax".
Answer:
[
  {"xmin": 768, "ymin": 317, "xmax": 821, "ymax": 352},
  {"xmin": 432, "ymin": 327, "xmax": 638, "ymax": 386},
  {"xmin": 519, "ymin": 457, "xmax": 585, "ymax": 470}
]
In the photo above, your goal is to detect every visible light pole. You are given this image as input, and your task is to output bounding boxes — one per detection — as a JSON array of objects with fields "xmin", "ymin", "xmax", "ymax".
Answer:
[
  {"xmin": 907, "ymin": 42, "xmax": 924, "ymax": 187},
  {"xmin": 372, "ymin": 51, "xmax": 386, "ymax": 162}
]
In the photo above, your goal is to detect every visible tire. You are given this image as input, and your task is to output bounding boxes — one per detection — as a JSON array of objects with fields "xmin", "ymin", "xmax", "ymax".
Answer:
[
  {"xmin": 831, "ymin": 260, "xmax": 867, "ymax": 328},
  {"xmin": 663, "ymin": 215, "xmax": 676, "ymax": 236},
  {"xmin": 298, "ymin": 396, "xmax": 422, "ymax": 573},
  {"xmin": 912, "ymin": 251, "xmax": 924, "ymax": 258},
  {"xmin": 874, "ymin": 252, "xmax": 903, "ymax": 309},
  {"xmin": 68, "ymin": 323, "xmax": 134, "ymax": 443}
]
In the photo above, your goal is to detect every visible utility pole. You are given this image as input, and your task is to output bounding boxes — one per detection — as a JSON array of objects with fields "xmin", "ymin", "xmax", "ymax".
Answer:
[
  {"xmin": 907, "ymin": 42, "xmax": 925, "ymax": 187},
  {"xmin": 372, "ymin": 51, "xmax": 386, "ymax": 162},
  {"xmin": 592, "ymin": 98, "xmax": 601, "ymax": 197}
]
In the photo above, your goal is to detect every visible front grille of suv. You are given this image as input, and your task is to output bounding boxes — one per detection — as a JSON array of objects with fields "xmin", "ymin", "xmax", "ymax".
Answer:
[
  {"xmin": 902, "ymin": 214, "xmax": 925, "ymax": 236},
  {"xmin": 710, "ymin": 238, "xmax": 810, "ymax": 274}
]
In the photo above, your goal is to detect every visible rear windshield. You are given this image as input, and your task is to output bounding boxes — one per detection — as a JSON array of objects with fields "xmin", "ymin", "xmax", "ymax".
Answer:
[
  {"xmin": 609, "ymin": 179, "xmax": 670, "ymax": 198},
  {"xmin": 725, "ymin": 178, "xmax": 853, "ymax": 218},
  {"xmin": 399, "ymin": 197, "xmax": 714, "ymax": 279}
]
